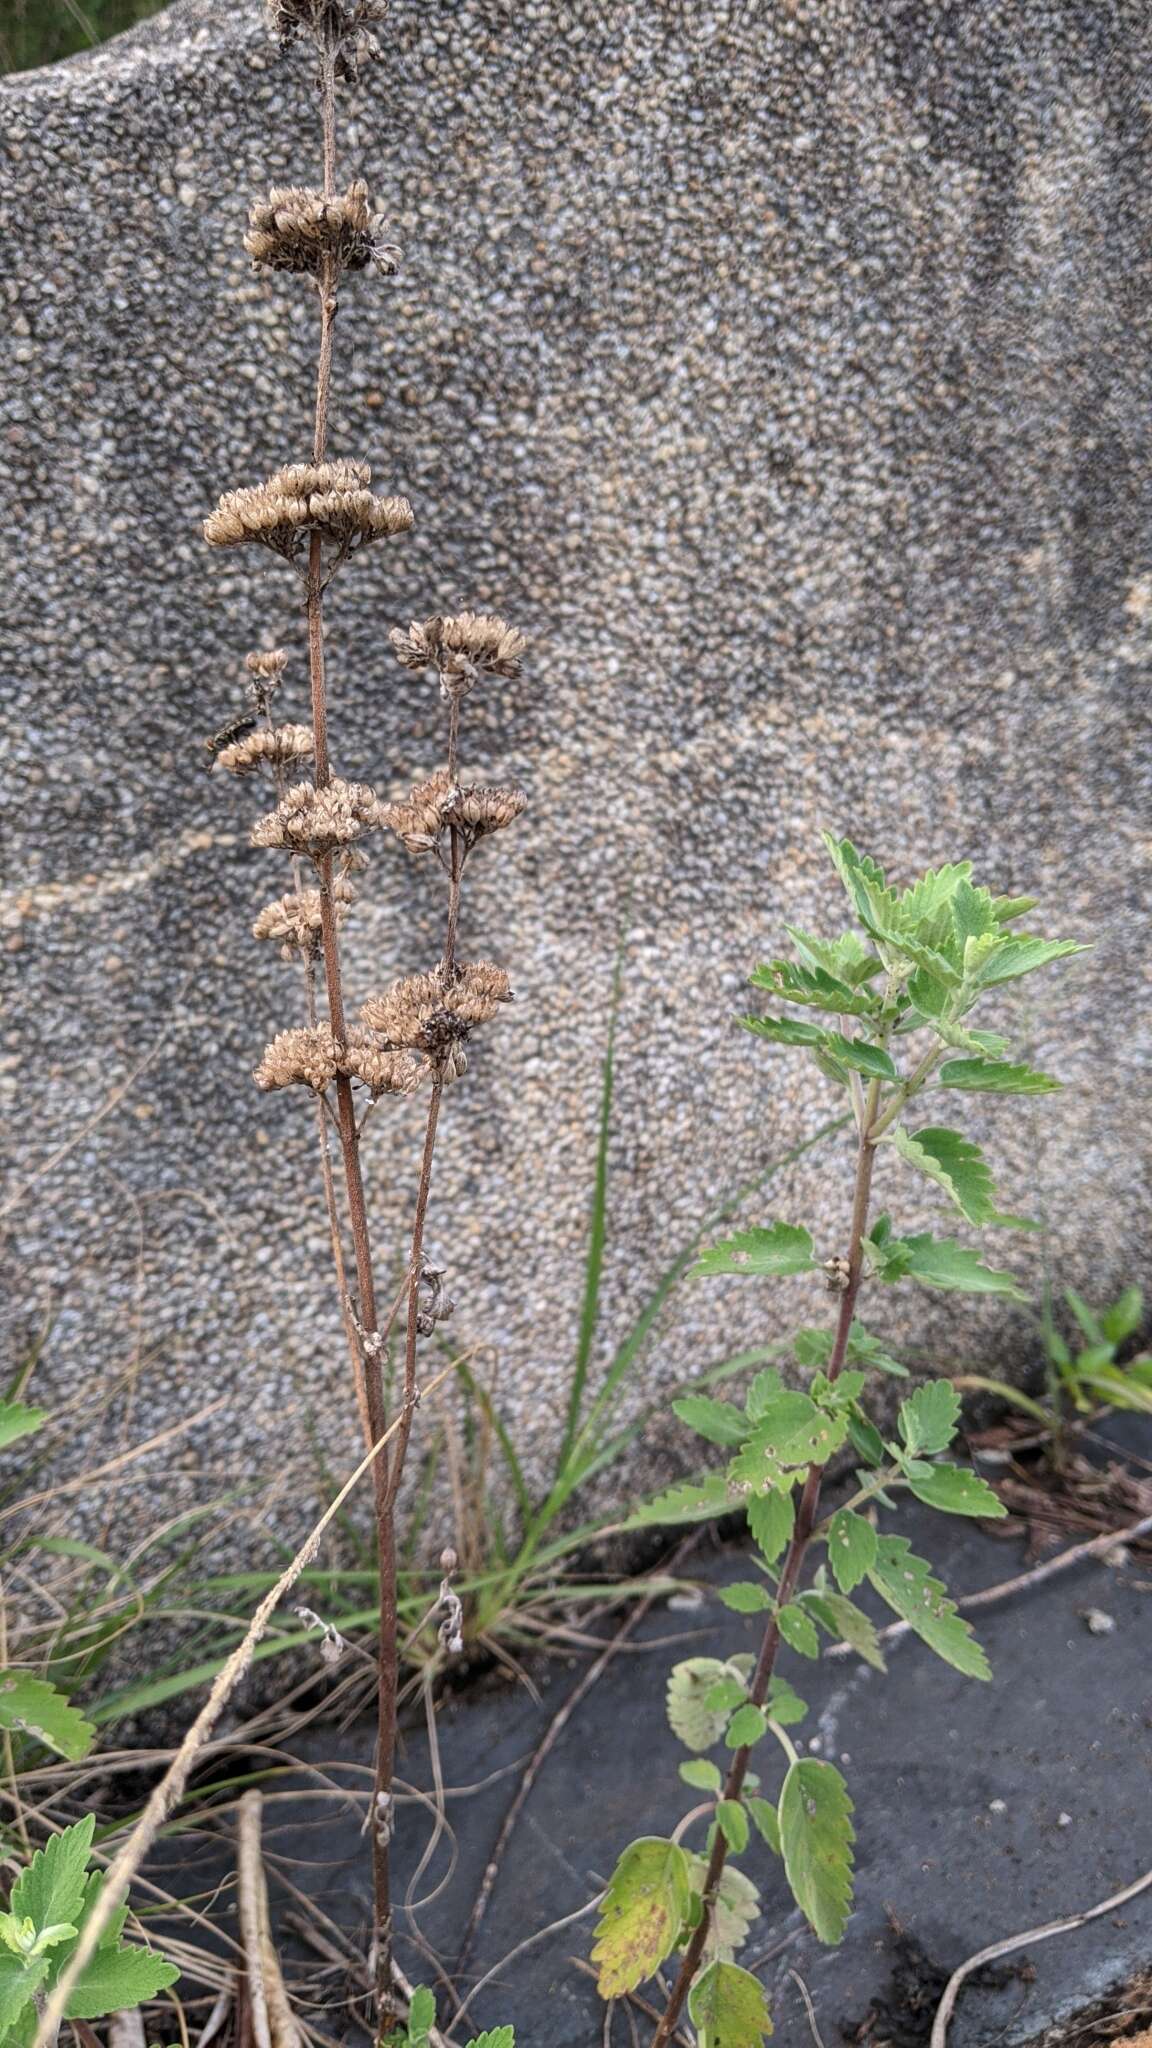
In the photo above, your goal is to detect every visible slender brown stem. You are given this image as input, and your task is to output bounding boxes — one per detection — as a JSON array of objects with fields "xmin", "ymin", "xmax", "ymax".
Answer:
[
  {"xmin": 650, "ymin": 1126, "xmax": 879, "ymax": 2048},
  {"xmin": 387, "ymin": 1076, "xmax": 445, "ymax": 1514}
]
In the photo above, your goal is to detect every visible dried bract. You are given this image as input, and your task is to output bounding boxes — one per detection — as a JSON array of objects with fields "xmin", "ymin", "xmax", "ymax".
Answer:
[
  {"xmin": 389, "ymin": 611, "xmax": 525, "ymax": 689},
  {"xmin": 204, "ymin": 461, "xmax": 413, "ymax": 563},
  {"xmin": 215, "ymin": 723, "xmax": 315, "ymax": 777},
  {"xmin": 339, "ymin": 1029, "xmax": 424, "ymax": 1099},
  {"xmin": 252, "ymin": 876, "xmax": 354, "ymax": 956},
  {"xmin": 361, "ymin": 960, "xmax": 513, "ymax": 1076},
  {"xmin": 265, "ymin": 0, "xmax": 387, "ymax": 68},
  {"xmin": 251, "ymin": 777, "xmax": 384, "ymax": 857},
  {"xmin": 246, "ymin": 181, "xmax": 399, "ymax": 278},
  {"xmin": 379, "ymin": 769, "xmax": 527, "ymax": 856},
  {"xmin": 247, "ymin": 648, "xmax": 289, "ymax": 682},
  {"xmin": 255, "ymin": 1025, "xmax": 342, "ymax": 1092}
]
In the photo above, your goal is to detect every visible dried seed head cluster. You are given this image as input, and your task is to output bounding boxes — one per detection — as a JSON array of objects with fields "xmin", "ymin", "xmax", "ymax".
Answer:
[
  {"xmin": 379, "ymin": 767, "xmax": 528, "ymax": 856},
  {"xmin": 251, "ymin": 777, "xmax": 384, "ymax": 856},
  {"xmin": 265, "ymin": 0, "xmax": 387, "ymax": 70},
  {"xmin": 255, "ymin": 1023, "xmax": 422, "ymax": 1097},
  {"xmin": 252, "ymin": 875, "xmax": 355, "ymax": 957},
  {"xmin": 204, "ymin": 461, "xmax": 413, "ymax": 563},
  {"xmin": 360, "ymin": 961, "xmax": 512, "ymax": 1081},
  {"xmin": 390, "ymin": 612, "xmax": 526, "ymax": 689},
  {"xmin": 215, "ymin": 722, "xmax": 315, "ymax": 777},
  {"xmin": 246, "ymin": 181, "xmax": 400, "ymax": 278}
]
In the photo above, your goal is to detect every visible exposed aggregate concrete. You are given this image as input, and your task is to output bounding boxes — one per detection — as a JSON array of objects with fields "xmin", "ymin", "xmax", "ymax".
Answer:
[{"xmin": 1, "ymin": 1, "xmax": 1150, "ymax": 1576}]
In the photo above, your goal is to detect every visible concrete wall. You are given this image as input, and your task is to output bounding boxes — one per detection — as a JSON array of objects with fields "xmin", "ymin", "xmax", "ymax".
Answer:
[{"xmin": 2, "ymin": 0, "xmax": 1149, "ymax": 1563}]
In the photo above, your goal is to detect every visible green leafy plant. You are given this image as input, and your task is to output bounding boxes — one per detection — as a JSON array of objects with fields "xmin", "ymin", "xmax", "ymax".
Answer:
[
  {"xmin": 0, "ymin": 1814, "xmax": 176, "ymax": 2044},
  {"xmin": 594, "ymin": 837, "xmax": 1084, "ymax": 2047},
  {"xmin": 382, "ymin": 1983, "xmax": 511, "ymax": 2048},
  {"xmin": 958, "ymin": 1283, "xmax": 1151, "ymax": 1435}
]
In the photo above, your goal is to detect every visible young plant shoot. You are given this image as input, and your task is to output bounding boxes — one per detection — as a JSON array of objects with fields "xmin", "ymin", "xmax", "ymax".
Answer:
[{"xmin": 595, "ymin": 836, "xmax": 1085, "ymax": 2048}]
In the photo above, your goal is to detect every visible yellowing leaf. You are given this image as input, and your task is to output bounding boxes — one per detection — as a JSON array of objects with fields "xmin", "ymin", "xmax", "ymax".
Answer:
[
  {"xmin": 592, "ymin": 1838, "xmax": 691, "ymax": 1997},
  {"xmin": 688, "ymin": 1959, "xmax": 774, "ymax": 2048}
]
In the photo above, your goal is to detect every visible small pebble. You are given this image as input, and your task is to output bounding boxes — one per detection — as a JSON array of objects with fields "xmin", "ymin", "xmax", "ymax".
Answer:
[
  {"xmin": 1058, "ymin": 1812, "xmax": 1073, "ymax": 1828},
  {"xmin": 989, "ymin": 1798, "xmax": 1007, "ymax": 1814},
  {"xmin": 1083, "ymin": 1608, "xmax": 1117, "ymax": 1635}
]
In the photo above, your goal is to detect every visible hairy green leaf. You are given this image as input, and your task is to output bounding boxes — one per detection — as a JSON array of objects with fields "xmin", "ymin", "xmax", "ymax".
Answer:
[
  {"xmin": 746, "ymin": 1797, "xmax": 781, "ymax": 1855},
  {"xmin": 626, "ymin": 1474, "xmax": 736, "ymax": 1529},
  {"xmin": 970, "ymin": 935, "xmax": 1087, "ymax": 987},
  {"xmin": 726, "ymin": 1704, "xmax": 768, "ymax": 1749},
  {"xmin": 592, "ymin": 1838, "xmax": 692, "ymax": 1997},
  {"xmin": 672, "ymin": 1396, "xmax": 748, "ymax": 1447},
  {"xmin": 667, "ymin": 1660, "xmax": 737, "ymax": 1751},
  {"xmin": 0, "ymin": 1404, "xmax": 48, "ymax": 1452},
  {"xmin": 748, "ymin": 1488, "xmax": 794, "ymax": 1565},
  {"xmin": 898, "ymin": 1381, "xmax": 961, "ymax": 1457},
  {"xmin": 776, "ymin": 1604, "xmax": 819, "ymax": 1658},
  {"xmin": 705, "ymin": 1676, "xmax": 752, "ymax": 1714},
  {"xmin": 766, "ymin": 1677, "xmax": 808, "ymax": 1726},
  {"xmin": 906, "ymin": 1466, "xmax": 1007, "ymax": 1519},
  {"xmin": 688, "ymin": 1959, "xmax": 774, "ymax": 2048},
  {"xmin": 750, "ymin": 957, "xmax": 880, "ymax": 1019},
  {"xmin": 408, "ymin": 1987, "xmax": 436, "ymax": 2043},
  {"xmin": 740, "ymin": 1015, "xmax": 827, "ymax": 1048},
  {"xmin": 868, "ymin": 1535, "xmax": 991, "ymax": 1679},
  {"xmin": 12, "ymin": 1816, "xmax": 95, "ymax": 1932},
  {"xmin": 778, "ymin": 1758, "xmax": 855, "ymax": 1944},
  {"xmin": 64, "ymin": 1943, "xmax": 179, "ymax": 2021},
  {"xmin": 696, "ymin": 1224, "xmax": 818, "ymax": 1281},
  {"xmin": 719, "ymin": 1583, "xmax": 773, "ymax": 1615},
  {"xmin": 0, "ymin": 1956, "xmax": 46, "ymax": 2038},
  {"xmin": 889, "ymin": 1125, "xmax": 1030, "ymax": 1229},
  {"xmin": 464, "ymin": 2032, "xmax": 515, "ymax": 2048},
  {"xmin": 800, "ymin": 1591, "xmax": 886, "ymax": 1671},
  {"xmin": 745, "ymin": 1367, "xmax": 786, "ymax": 1421},
  {"xmin": 782, "ymin": 926, "xmax": 883, "ymax": 988},
  {"xmin": 823, "ymin": 1035, "xmax": 898, "ymax": 1080},
  {"xmin": 938, "ymin": 1057, "xmax": 1061, "ymax": 1095},
  {"xmin": 716, "ymin": 1801, "xmax": 749, "ymax": 1853},
  {"xmin": 874, "ymin": 1233, "xmax": 1028, "ymax": 1301},
  {"xmin": 680, "ymin": 1759, "xmax": 723, "ymax": 1793},
  {"xmin": 737, "ymin": 1393, "xmax": 848, "ymax": 1471},
  {"xmin": 0, "ymin": 1675, "xmax": 95, "ymax": 1765},
  {"xmin": 826, "ymin": 1508, "xmax": 878, "ymax": 1592}
]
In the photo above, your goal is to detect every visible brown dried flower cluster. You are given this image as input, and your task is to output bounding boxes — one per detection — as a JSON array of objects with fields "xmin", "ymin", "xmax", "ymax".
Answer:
[
  {"xmin": 204, "ymin": 461, "xmax": 413, "ymax": 562},
  {"xmin": 390, "ymin": 612, "xmax": 525, "ymax": 687},
  {"xmin": 265, "ymin": 0, "xmax": 386, "ymax": 70},
  {"xmin": 379, "ymin": 768, "xmax": 527, "ymax": 855},
  {"xmin": 252, "ymin": 875, "xmax": 354, "ymax": 956},
  {"xmin": 255, "ymin": 1023, "xmax": 422, "ymax": 1098},
  {"xmin": 245, "ymin": 181, "xmax": 399, "ymax": 278},
  {"xmin": 215, "ymin": 723, "xmax": 315, "ymax": 777},
  {"xmin": 251, "ymin": 777, "xmax": 383, "ymax": 856},
  {"xmin": 247, "ymin": 648, "xmax": 288, "ymax": 682},
  {"xmin": 361, "ymin": 960, "xmax": 512, "ymax": 1080}
]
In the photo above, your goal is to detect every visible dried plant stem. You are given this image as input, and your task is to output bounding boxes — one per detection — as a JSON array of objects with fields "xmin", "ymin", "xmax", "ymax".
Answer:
[{"xmin": 650, "ymin": 1123, "xmax": 880, "ymax": 2048}]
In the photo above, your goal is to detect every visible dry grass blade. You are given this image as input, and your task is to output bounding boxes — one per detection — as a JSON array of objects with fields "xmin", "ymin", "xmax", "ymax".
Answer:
[{"xmin": 238, "ymin": 1790, "xmax": 301, "ymax": 2048}]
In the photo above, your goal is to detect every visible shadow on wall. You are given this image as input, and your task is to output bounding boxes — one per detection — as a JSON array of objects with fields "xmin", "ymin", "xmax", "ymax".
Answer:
[{"xmin": 0, "ymin": 0, "xmax": 170, "ymax": 74}]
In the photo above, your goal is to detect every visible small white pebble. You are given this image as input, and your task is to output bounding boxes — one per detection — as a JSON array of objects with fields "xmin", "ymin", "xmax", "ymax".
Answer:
[
  {"xmin": 1058, "ymin": 1812, "xmax": 1073, "ymax": 1828},
  {"xmin": 1083, "ymin": 1608, "xmax": 1116, "ymax": 1635},
  {"xmin": 1103, "ymin": 1546, "xmax": 1130, "ymax": 1568},
  {"xmin": 668, "ymin": 1588, "xmax": 703, "ymax": 1611},
  {"xmin": 989, "ymin": 1799, "xmax": 1007, "ymax": 1815},
  {"xmin": 808, "ymin": 1736, "xmax": 822, "ymax": 1753}
]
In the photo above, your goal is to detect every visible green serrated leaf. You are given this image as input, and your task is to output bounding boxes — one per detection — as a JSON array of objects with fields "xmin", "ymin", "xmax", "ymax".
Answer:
[
  {"xmin": 672, "ymin": 1396, "xmax": 749, "ymax": 1447},
  {"xmin": 705, "ymin": 1677, "xmax": 752, "ymax": 1714},
  {"xmin": 0, "ymin": 1954, "xmax": 46, "ymax": 2038},
  {"xmin": 680, "ymin": 1759, "xmax": 723, "ymax": 1794},
  {"xmin": 782, "ymin": 926, "xmax": 883, "ymax": 988},
  {"xmin": 464, "ymin": 2031, "xmax": 515, "ymax": 2048},
  {"xmin": 776, "ymin": 1605, "xmax": 819, "ymax": 1658},
  {"xmin": 938, "ymin": 1057, "xmax": 1062, "ymax": 1095},
  {"xmin": 685, "ymin": 1860, "xmax": 761, "ymax": 1965},
  {"xmin": 746, "ymin": 1797, "xmax": 781, "ymax": 1855},
  {"xmin": 740, "ymin": 1015, "xmax": 828, "ymax": 1049},
  {"xmin": 688, "ymin": 1959, "xmax": 774, "ymax": 2048},
  {"xmin": 667, "ymin": 1660, "xmax": 736, "ymax": 1750},
  {"xmin": 889, "ymin": 1125, "xmax": 1030, "ymax": 1229},
  {"xmin": 898, "ymin": 1381, "xmax": 961, "ymax": 1457},
  {"xmin": 0, "ymin": 1404, "xmax": 48, "ymax": 1452},
  {"xmin": 823, "ymin": 1035, "xmax": 898, "ymax": 1080},
  {"xmin": 12, "ymin": 1816, "xmax": 95, "ymax": 1932},
  {"xmin": 716, "ymin": 1801, "xmax": 749, "ymax": 1853},
  {"xmin": 0, "ymin": 1675, "xmax": 95, "ymax": 1765},
  {"xmin": 766, "ymin": 1677, "xmax": 808, "ymax": 1726},
  {"xmin": 779, "ymin": 1758, "xmax": 855, "ymax": 1944},
  {"xmin": 748, "ymin": 1488, "xmax": 794, "ymax": 1565},
  {"xmin": 64, "ymin": 1944, "xmax": 179, "ymax": 2021},
  {"xmin": 696, "ymin": 1224, "xmax": 818, "ymax": 1281},
  {"xmin": 726, "ymin": 1705, "xmax": 768, "ymax": 1749},
  {"xmin": 737, "ymin": 1393, "xmax": 848, "ymax": 1472},
  {"xmin": 879, "ymin": 1233, "xmax": 1028, "ymax": 1302},
  {"xmin": 719, "ymin": 1583, "xmax": 774, "ymax": 1615},
  {"xmin": 745, "ymin": 1368, "xmax": 786, "ymax": 1421},
  {"xmin": 1101, "ymin": 1287, "xmax": 1144, "ymax": 1346},
  {"xmin": 592, "ymin": 1838, "xmax": 692, "ymax": 1997},
  {"xmin": 868, "ymin": 1535, "xmax": 991, "ymax": 1679},
  {"xmin": 408, "ymin": 1986, "xmax": 436, "ymax": 2044},
  {"xmin": 970, "ymin": 935, "xmax": 1087, "ymax": 987},
  {"xmin": 826, "ymin": 1509, "xmax": 878, "ymax": 1593},
  {"xmin": 750, "ymin": 957, "xmax": 880, "ymax": 1019},
  {"xmin": 800, "ymin": 1591, "xmax": 886, "ymax": 1671},
  {"xmin": 626, "ymin": 1474, "xmax": 737, "ymax": 1529},
  {"xmin": 906, "ymin": 1465, "xmax": 1008, "ymax": 1519}
]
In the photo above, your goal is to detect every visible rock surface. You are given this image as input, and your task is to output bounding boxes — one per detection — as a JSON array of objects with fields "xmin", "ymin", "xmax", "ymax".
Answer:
[{"xmin": 1, "ymin": 0, "xmax": 1150, "ymax": 1562}]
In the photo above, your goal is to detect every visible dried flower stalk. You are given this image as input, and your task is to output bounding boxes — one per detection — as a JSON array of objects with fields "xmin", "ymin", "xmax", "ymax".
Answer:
[{"xmin": 202, "ymin": 4, "xmax": 527, "ymax": 2034}]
